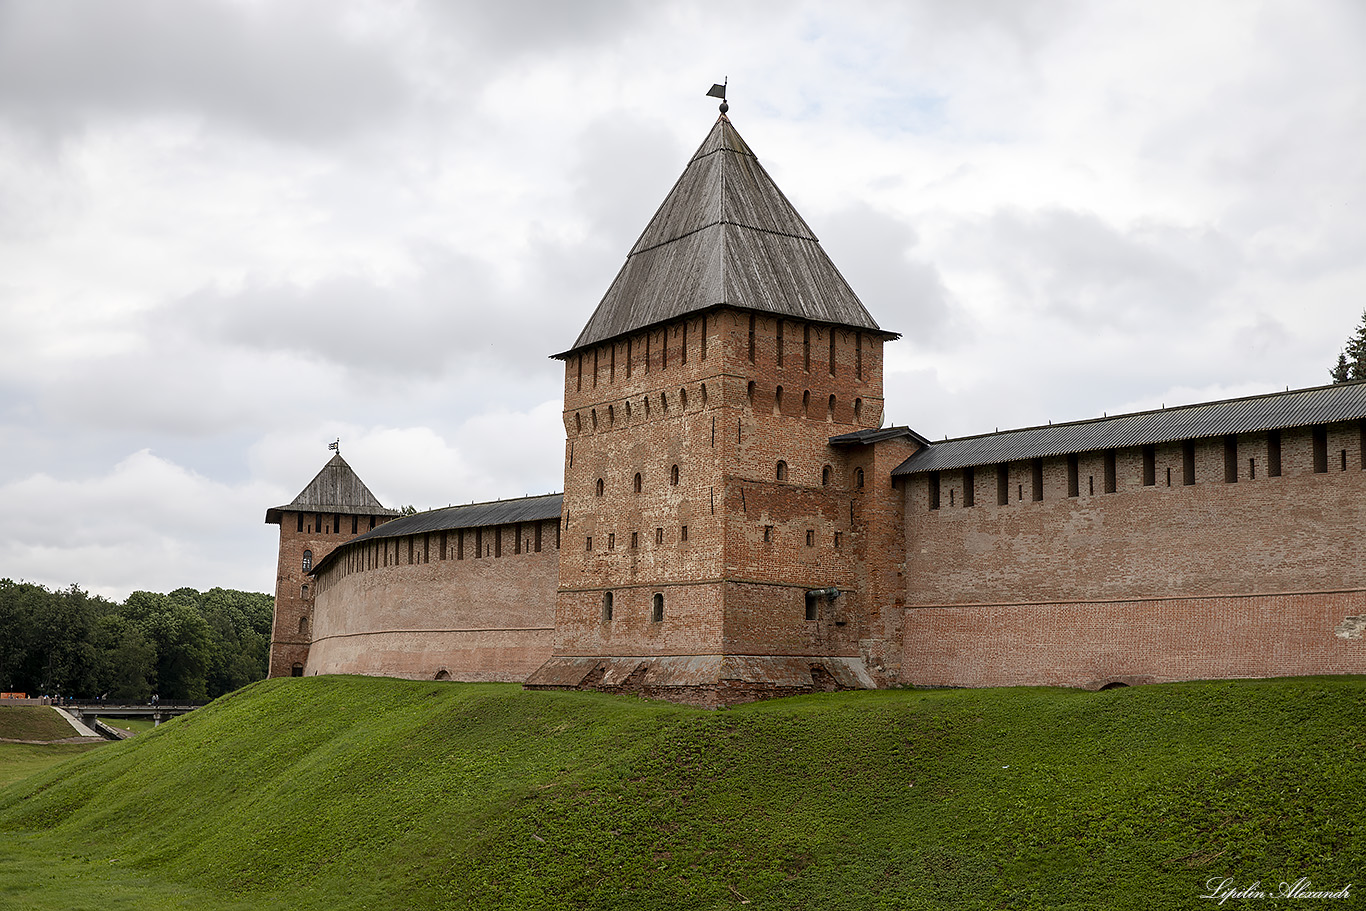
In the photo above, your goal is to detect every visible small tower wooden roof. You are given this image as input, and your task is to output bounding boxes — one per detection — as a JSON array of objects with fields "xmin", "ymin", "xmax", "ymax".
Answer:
[
  {"xmin": 264, "ymin": 452, "xmax": 398, "ymax": 524},
  {"xmin": 558, "ymin": 114, "xmax": 894, "ymax": 358}
]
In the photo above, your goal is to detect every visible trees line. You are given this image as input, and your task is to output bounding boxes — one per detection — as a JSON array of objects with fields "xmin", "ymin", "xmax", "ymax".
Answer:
[{"xmin": 0, "ymin": 580, "xmax": 273, "ymax": 701}]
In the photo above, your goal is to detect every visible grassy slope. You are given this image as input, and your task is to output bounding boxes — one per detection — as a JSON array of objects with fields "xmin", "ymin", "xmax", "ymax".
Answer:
[
  {"xmin": 0, "ymin": 676, "xmax": 1362, "ymax": 911},
  {"xmin": 97, "ymin": 717, "xmax": 158, "ymax": 735},
  {"xmin": 0, "ymin": 706, "xmax": 82, "ymax": 741}
]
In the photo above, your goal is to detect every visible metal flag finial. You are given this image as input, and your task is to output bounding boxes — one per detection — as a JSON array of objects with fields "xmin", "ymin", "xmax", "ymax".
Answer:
[
  {"xmin": 329, "ymin": 439, "xmax": 340, "ymax": 454},
  {"xmin": 706, "ymin": 78, "xmax": 728, "ymax": 114}
]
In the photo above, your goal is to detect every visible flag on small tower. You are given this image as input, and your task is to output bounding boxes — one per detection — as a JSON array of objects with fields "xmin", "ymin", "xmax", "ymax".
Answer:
[{"xmin": 328, "ymin": 440, "xmax": 339, "ymax": 452}]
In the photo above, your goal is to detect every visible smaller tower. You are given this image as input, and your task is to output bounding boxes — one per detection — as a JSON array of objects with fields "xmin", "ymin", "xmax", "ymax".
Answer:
[{"xmin": 264, "ymin": 452, "xmax": 397, "ymax": 677}]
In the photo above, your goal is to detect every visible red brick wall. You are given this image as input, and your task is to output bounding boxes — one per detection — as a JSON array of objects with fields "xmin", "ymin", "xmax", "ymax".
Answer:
[
  {"xmin": 267, "ymin": 510, "xmax": 392, "ymax": 678},
  {"xmin": 899, "ymin": 421, "xmax": 1366, "ymax": 685},
  {"xmin": 307, "ymin": 520, "xmax": 559, "ymax": 681}
]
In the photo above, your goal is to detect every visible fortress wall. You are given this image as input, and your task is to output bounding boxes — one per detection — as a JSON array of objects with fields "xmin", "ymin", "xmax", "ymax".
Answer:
[
  {"xmin": 307, "ymin": 522, "xmax": 558, "ymax": 682},
  {"xmin": 900, "ymin": 422, "xmax": 1366, "ymax": 686},
  {"xmin": 901, "ymin": 591, "xmax": 1366, "ymax": 689}
]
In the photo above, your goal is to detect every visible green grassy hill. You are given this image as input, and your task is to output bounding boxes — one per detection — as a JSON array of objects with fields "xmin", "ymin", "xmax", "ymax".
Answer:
[{"xmin": 0, "ymin": 676, "xmax": 1362, "ymax": 910}]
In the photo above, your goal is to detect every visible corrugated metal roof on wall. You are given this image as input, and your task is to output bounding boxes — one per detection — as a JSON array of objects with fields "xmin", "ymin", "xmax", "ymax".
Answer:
[
  {"xmin": 562, "ymin": 116, "xmax": 889, "ymax": 356},
  {"xmin": 310, "ymin": 493, "xmax": 564, "ymax": 574},
  {"xmin": 892, "ymin": 381, "xmax": 1366, "ymax": 476}
]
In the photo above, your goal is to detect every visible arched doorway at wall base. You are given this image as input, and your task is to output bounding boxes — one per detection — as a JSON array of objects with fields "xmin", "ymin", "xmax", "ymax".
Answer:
[
  {"xmin": 434, "ymin": 669, "xmax": 451, "ymax": 681},
  {"xmin": 1085, "ymin": 675, "xmax": 1156, "ymax": 691}
]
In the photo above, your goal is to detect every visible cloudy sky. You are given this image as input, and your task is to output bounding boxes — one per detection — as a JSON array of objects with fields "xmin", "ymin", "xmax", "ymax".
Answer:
[{"xmin": 2, "ymin": 0, "xmax": 1364, "ymax": 600}]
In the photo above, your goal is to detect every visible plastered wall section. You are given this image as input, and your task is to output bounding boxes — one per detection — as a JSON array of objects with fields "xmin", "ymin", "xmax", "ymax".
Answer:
[
  {"xmin": 307, "ymin": 523, "xmax": 558, "ymax": 682},
  {"xmin": 900, "ymin": 423, "xmax": 1366, "ymax": 686}
]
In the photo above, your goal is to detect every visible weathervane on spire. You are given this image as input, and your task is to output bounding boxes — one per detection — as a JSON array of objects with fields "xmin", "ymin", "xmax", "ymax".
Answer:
[
  {"xmin": 706, "ymin": 78, "xmax": 728, "ymax": 114},
  {"xmin": 329, "ymin": 439, "xmax": 340, "ymax": 454}
]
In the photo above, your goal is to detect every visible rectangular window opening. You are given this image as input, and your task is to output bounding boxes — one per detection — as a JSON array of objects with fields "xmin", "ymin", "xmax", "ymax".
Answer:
[
  {"xmin": 764, "ymin": 525, "xmax": 774, "ymax": 543},
  {"xmin": 1313, "ymin": 426, "xmax": 1328, "ymax": 473},
  {"xmin": 1066, "ymin": 455, "xmax": 1079, "ymax": 498},
  {"xmin": 997, "ymin": 463, "xmax": 1009, "ymax": 506},
  {"xmin": 631, "ymin": 531, "xmax": 638, "ymax": 549},
  {"xmin": 962, "ymin": 466, "xmax": 975, "ymax": 507},
  {"xmin": 1142, "ymin": 445, "xmax": 1156, "ymax": 487},
  {"xmin": 1224, "ymin": 436, "xmax": 1238, "ymax": 483},
  {"xmin": 928, "ymin": 472, "xmax": 941, "ymax": 510},
  {"xmin": 656, "ymin": 527, "xmax": 664, "ymax": 546},
  {"xmin": 833, "ymin": 531, "xmax": 842, "ymax": 549},
  {"xmin": 776, "ymin": 320, "xmax": 784, "ymax": 367},
  {"xmin": 1268, "ymin": 430, "xmax": 1282, "ymax": 477},
  {"xmin": 1104, "ymin": 450, "xmax": 1117, "ymax": 493},
  {"xmin": 494, "ymin": 527, "xmax": 502, "ymax": 558},
  {"xmin": 535, "ymin": 523, "xmax": 543, "ymax": 553},
  {"xmin": 1031, "ymin": 460, "xmax": 1043, "ymax": 501},
  {"xmin": 681, "ymin": 525, "xmax": 688, "ymax": 542},
  {"xmin": 805, "ymin": 529, "xmax": 814, "ymax": 547},
  {"xmin": 1182, "ymin": 441, "xmax": 1196, "ymax": 486},
  {"xmin": 748, "ymin": 314, "xmax": 756, "ymax": 363}
]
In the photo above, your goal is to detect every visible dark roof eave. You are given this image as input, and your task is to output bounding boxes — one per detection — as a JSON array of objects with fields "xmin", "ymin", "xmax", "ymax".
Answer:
[
  {"xmin": 552, "ymin": 303, "xmax": 900, "ymax": 361},
  {"xmin": 265, "ymin": 504, "xmax": 400, "ymax": 525},
  {"xmin": 891, "ymin": 379, "xmax": 1366, "ymax": 477},
  {"xmin": 828, "ymin": 426, "xmax": 931, "ymax": 448}
]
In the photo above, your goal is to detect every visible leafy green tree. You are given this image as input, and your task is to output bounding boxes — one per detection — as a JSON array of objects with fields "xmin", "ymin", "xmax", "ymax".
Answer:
[
  {"xmin": 1330, "ymin": 309, "xmax": 1366, "ymax": 383},
  {"xmin": 92, "ymin": 615, "xmax": 155, "ymax": 701}
]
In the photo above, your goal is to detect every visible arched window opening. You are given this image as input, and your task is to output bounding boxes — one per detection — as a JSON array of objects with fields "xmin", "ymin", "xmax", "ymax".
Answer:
[
  {"xmin": 680, "ymin": 387, "xmax": 688, "ymax": 409},
  {"xmin": 854, "ymin": 398, "xmax": 863, "ymax": 421},
  {"xmin": 602, "ymin": 591, "xmax": 614, "ymax": 622},
  {"xmin": 302, "ymin": 550, "xmax": 312, "ymax": 572},
  {"xmin": 855, "ymin": 467, "xmax": 865, "ymax": 488},
  {"xmin": 827, "ymin": 395, "xmax": 836, "ymax": 421},
  {"xmin": 298, "ymin": 616, "xmax": 309, "ymax": 635},
  {"xmin": 591, "ymin": 409, "xmax": 598, "ymax": 430},
  {"xmin": 634, "ymin": 472, "xmax": 642, "ymax": 493},
  {"xmin": 651, "ymin": 593, "xmax": 664, "ymax": 622},
  {"xmin": 822, "ymin": 465, "xmax": 832, "ymax": 486},
  {"xmin": 747, "ymin": 381, "xmax": 755, "ymax": 404},
  {"xmin": 660, "ymin": 391, "xmax": 668, "ymax": 413},
  {"xmin": 301, "ymin": 584, "xmax": 309, "ymax": 599},
  {"xmin": 596, "ymin": 478, "xmax": 605, "ymax": 497},
  {"xmin": 700, "ymin": 383, "xmax": 708, "ymax": 405},
  {"xmin": 776, "ymin": 460, "xmax": 788, "ymax": 481},
  {"xmin": 671, "ymin": 464, "xmax": 680, "ymax": 486},
  {"xmin": 803, "ymin": 390, "xmax": 811, "ymax": 417},
  {"xmin": 625, "ymin": 400, "xmax": 632, "ymax": 419},
  {"xmin": 434, "ymin": 669, "xmax": 451, "ymax": 681},
  {"xmin": 774, "ymin": 385, "xmax": 784, "ymax": 414},
  {"xmin": 644, "ymin": 396, "xmax": 650, "ymax": 417},
  {"xmin": 608, "ymin": 404, "xmax": 614, "ymax": 426},
  {"xmin": 291, "ymin": 663, "xmax": 304, "ymax": 678}
]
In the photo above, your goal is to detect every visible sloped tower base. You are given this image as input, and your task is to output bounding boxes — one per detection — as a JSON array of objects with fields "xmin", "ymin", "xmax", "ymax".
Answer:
[{"xmin": 524, "ymin": 655, "xmax": 876, "ymax": 708}]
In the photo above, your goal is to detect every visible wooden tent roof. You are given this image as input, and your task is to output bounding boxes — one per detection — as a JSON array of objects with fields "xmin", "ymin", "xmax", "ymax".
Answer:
[
  {"xmin": 559, "ymin": 115, "xmax": 893, "ymax": 358},
  {"xmin": 264, "ymin": 452, "xmax": 397, "ymax": 524}
]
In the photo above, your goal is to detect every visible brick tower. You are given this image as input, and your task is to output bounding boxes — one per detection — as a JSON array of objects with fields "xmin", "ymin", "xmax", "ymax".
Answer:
[
  {"xmin": 526, "ymin": 111, "xmax": 919, "ymax": 706},
  {"xmin": 264, "ymin": 452, "xmax": 398, "ymax": 677}
]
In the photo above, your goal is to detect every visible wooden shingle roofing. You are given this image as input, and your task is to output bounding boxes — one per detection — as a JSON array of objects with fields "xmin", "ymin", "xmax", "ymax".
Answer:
[
  {"xmin": 264, "ymin": 453, "xmax": 398, "ymax": 524},
  {"xmin": 559, "ymin": 115, "xmax": 893, "ymax": 358}
]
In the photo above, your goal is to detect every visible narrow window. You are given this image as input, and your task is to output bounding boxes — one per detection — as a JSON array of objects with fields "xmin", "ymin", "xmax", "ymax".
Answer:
[
  {"xmin": 833, "ymin": 531, "xmax": 842, "ymax": 548},
  {"xmin": 591, "ymin": 409, "xmax": 597, "ymax": 430},
  {"xmin": 656, "ymin": 527, "xmax": 664, "ymax": 545},
  {"xmin": 957, "ymin": 465, "xmax": 972, "ymax": 507},
  {"xmin": 805, "ymin": 591, "xmax": 818, "ymax": 621},
  {"xmin": 929, "ymin": 472, "xmax": 941, "ymax": 510},
  {"xmin": 701, "ymin": 316, "xmax": 707, "ymax": 360},
  {"xmin": 661, "ymin": 328, "xmax": 667, "ymax": 369},
  {"xmin": 681, "ymin": 320, "xmax": 687, "ymax": 364},
  {"xmin": 301, "ymin": 584, "xmax": 308, "ymax": 599},
  {"xmin": 514, "ymin": 525, "xmax": 522, "ymax": 555},
  {"xmin": 1066, "ymin": 455, "xmax": 1079, "ymax": 497},
  {"xmin": 291, "ymin": 664, "xmax": 304, "ymax": 677},
  {"xmin": 747, "ymin": 381, "xmax": 756, "ymax": 404},
  {"xmin": 575, "ymin": 412, "xmax": 582, "ymax": 434},
  {"xmin": 645, "ymin": 333, "xmax": 651, "ymax": 374},
  {"xmin": 829, "ymin": 332, "xmax": 836, "ymax": 376},
  {"xmin": 828, "ymin": 395, "xmax": 836, "ymax": 421},
  {"xmin": 1088, "ymin": 476, "xmax": 1094, "ymax": 496},
  {"xmin": 609, "ymin": 344, "xmax": 615, "ymax": 383},
  {"xmin": 806, "ymin": 529, "xmax": 814, "ymax": 547},
  {"xmin": 631, "ymin": 531, "xmax": 638, "ymax": 549},
  {"xmin": 302, "ymin": 550, "xmax": 312, "ymax": 572},
  {"xmin": 856, "ymin": 333, "xmax": 863, "ymax": 380},
  {"xmin": 854, "ymin": 398, "xmax": 863, "ymax": 421},
  {"xmin": 602, "ymin": 592, "xmax": 613, "ymax": 622},
  {"xmin": 1268, "ymin": 430, "xmax": 1282, "ymax": 476},
  {"xmin": 334, "ymin": 514, "xmax": 340, "ymax": 534},
  {"xmin": 803, "ymin": 324, "xmax": 811, "ymax": 371},
  {"xmin": 1183, "ymin": 441, "xmax": 1196, "ymax": 485},
  {"xmin": 1249, "ymin": 458, "xmax": 1256, "ymax": 480},
  {"xmin": 1342, "ymin": 449, "xmax": 1349, "ymax": 471},
  {"xmin": 701, "ymin": 383, "xmax": 708, "ymax": 405},
  {"xmin": 1142, "ymin": 445, "xmax": 1156, "ymax": 486},
  {"xmin": 855, "ymin": 467, "xmax": 864, "ymax": 488},
  {"xmin": 803, "ymin": 390, "xmax": 811, "ymax": 417},
  {"xmin": 440, "ymin": 531, "xmax": 447, "ymax": 559},
  {"xmin": 593, "ymin": 349, "xmax": 598, "ymax": 388},
  {"xmin": 634, "ymin": 472, "xmax": 642, "ymax": 493},
  {"xmin": 576, "ymin": 354, "xmax": 583, "ymax": 391},
  {"xmin": 748, "ymin": 314, "xmax": 756, "ymax": 363},
  {"xmin": 1166, "ymin": 466, "xmax": 1172, "ymax": 487},
  {"xmin": 671, "ymin": 464, "xmax": 679, "ymax": 486},
  {"xmin": 494, "ymin": 528, "xmax": 502, "ymax": 558},
  {"xmin": 369, "ymin": 516, "xmax": 376, "ymax": 530},
  {"xmin": 596, "ymin": 478, "xmax": 604, "ymax": 497},
  {"xmin": 458, "ymin": 530, "xmax": 464, "ymax": 560},
  {"xmin": 408, "ymin": 537, "xmax": 414, "ymax": 564},
  {"xmin": 297, "ymin": 513, "xmax": 304, "ymax": 533},
  {"xmin": 681, "ymin": 525, "xmax": 688, "ymax": 542},
  {"xmin": 586, "ymin": 536, "xmax": 592, "ymax": 551},
  {"xmin": 1224, "ymin": 436, "xmax": 1238, "ymax": 483},
  {"xmin": 299, "ymin": 616, "xmax": 309, "ymax": 641},
  {"xmin": 680, "ymin": 387, "xmax": 688, "ymax": 409},
  {"xmin": 776, "ymin": 320, "xmax": 784, "ymax": 367},
  {"xmin": 607, "ymin": 404, "xmax": 614, "ymax": 426},
  {"xmin": 535, "ymin": 523, "xmax": 542, "ymax": 553},
  {"xmin": 626, "ymin": 338, "xmax": 632, "ymax": 378},
  {"xmin": 1314, "ymin": 427, "xmax": 1328, "ymax": 473},
  {"xmin": 776, "ymin": 460, "xmax": 788, "ymax": 481},
  {"xmin": 651, "ymin": 593, "xmax": 663, "ymax": 622},
  {"xmin": 774, "ymin": 385, "xmax": 784, "ymax": 413},
  {"xmin": 608, "ymin": 533, "xmax": 615, "ymax": 550},
  {"xmin": 1104, "ymin": 450, "xmax": 1117, "ymax": 493},
  {"xmin": 822, "ymin": 465, "xmax": 832, "ymax": 486},
  {"xmin": 625, "ymin": 401, "xmax": 631, "ymax": 420},
  {"xmin": 764, "ymin": 525, "xmax": 774, "ymax": 543},
  {"xmin": 352, "ymin": 515, "xmax": 358, "ymax": 535},
  {"xmin": 1031, "ymin": 459, "xmax": 1043, "ymax": 501},
  {"xmin": 660, "ymin": 391, "xmax": 668, "ymax": 413},
  {"xmin": 997, "ymin": 463, "xmax": 1009, "ymax": 506},
  {"xmin": 950, "ymin": 489, "xmax": 955, "ymax": 507}
]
